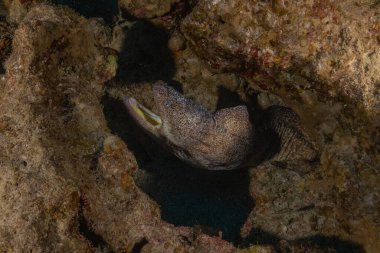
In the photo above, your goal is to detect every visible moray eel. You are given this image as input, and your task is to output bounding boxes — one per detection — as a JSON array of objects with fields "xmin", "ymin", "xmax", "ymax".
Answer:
[
  {"xmin": 123, "ymin": 82, "xmax": 318, "ymax": 170},
  {"xmin": 124, "ymin": 81, "xmax": 254, "ymax": 170}
]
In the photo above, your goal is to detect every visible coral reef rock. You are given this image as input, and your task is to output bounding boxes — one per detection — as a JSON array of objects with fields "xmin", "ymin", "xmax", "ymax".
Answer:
[
  {"xmin": 182, "ymin": 0, "xmax": 379, "ymax": 115},
  {"xmin": 0, "ymin": 0, "xmax": 379, "ymax": 252},
  {"xmin": 182, "ymin": 1, "xmax": 379, "ymax": 252}
]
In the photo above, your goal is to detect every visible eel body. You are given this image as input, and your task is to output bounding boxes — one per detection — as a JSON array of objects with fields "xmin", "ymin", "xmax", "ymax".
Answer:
[
  {"xmin": 124, "ymin": 82, "xmax": 317, "ymax": 170},
  {"xmin": 124, "ymin": 82, "xmax": 254, "ymax": 170}
]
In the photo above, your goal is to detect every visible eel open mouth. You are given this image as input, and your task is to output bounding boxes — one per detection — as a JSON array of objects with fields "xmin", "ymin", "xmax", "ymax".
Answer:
[{"xmin": 124, "ymin": 97, "xmax": 162, "ymax": 128}]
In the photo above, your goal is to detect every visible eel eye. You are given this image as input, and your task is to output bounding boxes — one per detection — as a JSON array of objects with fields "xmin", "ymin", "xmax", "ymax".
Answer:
[{"xmin": 128, "ymin": 97, "xmax": 162, "ymax": 127}]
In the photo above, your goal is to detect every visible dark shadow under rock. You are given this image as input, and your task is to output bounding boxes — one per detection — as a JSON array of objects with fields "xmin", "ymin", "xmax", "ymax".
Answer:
[
  {"xmin": 135, "ymin": 160, "xmax": 254, "ymax": 243},
  {"xmin": 242, "ymin": 229, "xmax": 365, "ymax": 253},
  {"xmin": 241, "ymin": 228, "xmax": 280, "ymax": 246},
  {"xmin": 115, "ymin": 21, "xmax": 176, "ymax": 84},
  {"xmin": 282, "ymin": 235, "xmax": 366, "ymax": 253},
  {"xmin": 0, "ymin": 17, "xmax": 14, "ymax": 74},
  {"xmin": 78, "ymin": 197, "xmax": 115, "ymax": 253},
  {"xmin": 50, "ymin": 0, "xmax": 119, "ymax": 24}
]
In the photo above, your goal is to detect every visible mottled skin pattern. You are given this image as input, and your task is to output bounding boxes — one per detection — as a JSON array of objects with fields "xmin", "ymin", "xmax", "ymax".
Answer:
[
  {"xmin": 263, "ymin": 106, "xmax": 317, "ymax": 162},
  {"xmin": 124, "ymin": 82, "xmax": 254, "ymax": 170}
]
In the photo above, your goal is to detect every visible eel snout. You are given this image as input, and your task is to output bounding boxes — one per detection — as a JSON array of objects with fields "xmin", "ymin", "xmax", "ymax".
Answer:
[{"xmin": 123, "ymin": 96, "xmax": 162, "ymax": 138}]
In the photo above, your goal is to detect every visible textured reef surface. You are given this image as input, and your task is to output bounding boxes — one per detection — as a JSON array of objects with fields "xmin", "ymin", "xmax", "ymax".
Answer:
[{"xmin": 0, "ymin": 0, "xmax": 379, "ymax": 253}]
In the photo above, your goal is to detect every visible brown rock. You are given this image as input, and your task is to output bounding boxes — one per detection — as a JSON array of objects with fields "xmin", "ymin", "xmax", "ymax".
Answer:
[
  {"xmin": 182, "ymin": 1, "xmax": 379, "ymax": 252},
  {"xmin": 182, "ymin": 0, "xmax": 379, "ymax": 115}
]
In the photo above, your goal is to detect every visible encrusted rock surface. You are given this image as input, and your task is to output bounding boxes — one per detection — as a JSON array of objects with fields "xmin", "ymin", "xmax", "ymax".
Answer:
[
  {"xmin": 0, "ymin": 0, "xmax": 379, "ymax": 252},
  {"xmin": 182, "ymin": 0, "xmax": 379, "ymax": 115},
  {"xmin": 182, "ymin": 1, "xmax": 380, "ymax": 252},
  {"xmin": 3, "ymin": 0, "xmax": 43, "ymax": 22}
]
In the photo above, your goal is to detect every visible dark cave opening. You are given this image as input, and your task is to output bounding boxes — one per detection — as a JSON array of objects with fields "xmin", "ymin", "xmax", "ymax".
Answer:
[
  {"xmin": 136, "ymin": 160, "xmax": 254, "ymax": 243},
  {"xmin": 49, "ymin": 0, "xmax": 119, "ymax": 24}
]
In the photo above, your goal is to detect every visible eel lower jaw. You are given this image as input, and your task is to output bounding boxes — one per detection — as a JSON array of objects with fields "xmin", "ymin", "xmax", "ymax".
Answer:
[{"xmin": 124, "ymin": 97, "xmax": 162, "ymax": 136}]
